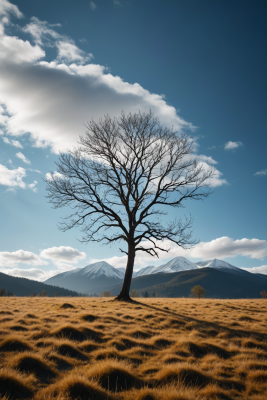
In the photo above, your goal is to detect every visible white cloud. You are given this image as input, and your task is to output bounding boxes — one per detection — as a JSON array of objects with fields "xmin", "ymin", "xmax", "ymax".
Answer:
[
  {"xmin": 0, "ymin": 10, "xmax": 194, "ymax": 153},
  {"xmin": 195, "ymin": 154, "xmax": 217, "ymax": 165},
  {"xmin": 0, "ymin": 1, "xmax": 225, "ymax": 188},
  {"xmin": 39, "ymin": 246, "xmax": 86, "ymax": 267},
  {"xmin": 23, "ymin": 17, "xmax": 92, "ymax": 64},
  {"xmin": 3, "ymin": 136, "xmax": 23, "ymax": 147},
  {"xmin": 45, "ymin": 171, "xmax": 65, "ymax": 180},
  {"xmin": 56, "ymin": 41, "xmax": 93, "ymax": 64},
  {"xmin": 55, "ymin": 262, "xmax": 76, "ymax": 271},
  {"xmin": 224, "ymin": 141, "xmax": 243, "ymax": 150},
  {"xmin": 28, "ymin": 180, "xmax": 38, "ymax": 192},
  {"xmin": 0, "ymin": 0, "xmax": 23, "ymax": 18},
  {"xmin": 194, "ymin": 159, "xmax": 227, "ymax": 187},
  {"xmin": 0, "ymin": 267, "xmax": 60, "ymax": 281},
  {"xmin": 242, "ymin": 265, "xmax": 267, "ymax": 275},
  {"xmin": 90, "ymin": 1, "xmax": 97, "ymax": 10},
  {"xmin": 254, "ymin": 169, "xmax": 267, "ymax": 176},
  {"xmin": 0, "ymin": 32, "xmax": 45, "ymax": 64},
  {"xmin": 0, "ymin": 250, "xmax": 48, "ymax": 268},
  {"xmin": 0, "ymin": 163, "xmax": 26, "ymax": 188},
  {"xmin": 22, "ymin": 16, "xmax": 62, "ymax": 47},
  {"xmin": 185, "ymin": 237, "xmax": 267, "ymax": 260},
  {"xmin": 29, "ymin": 168, "xmax": 41, "ymax": 173},
  {"xmin": 16, "ymin": 152, "xmax": 31, "ymax": 164}
]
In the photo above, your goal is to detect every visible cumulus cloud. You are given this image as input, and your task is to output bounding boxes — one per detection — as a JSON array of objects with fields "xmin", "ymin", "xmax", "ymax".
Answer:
[
  {"xmin": 242, "ymin": 265, "xmax": 267, "ymax": 275},
  {"xmin": 3, "ymin": 136, "xmax": 23, "ymax": 147},
  {"xmin": 186, "ymin": 237, "xmax": 267, "ymax": 260},
  {"xmin": 0, "ymin": 1, "xmax": 226, "ymax": 188},
  {"xmin": 0, "ymin": 163, "xmax": 39, "ymax": 192},
  {"xmin": 0, "ymin": 163, "xmax": 26, "ymax": 188},
  {"xmin": 193, "ymin": 158, "xmax": 227, "ymax": 187},
  {"xmin": 0, "ymin": 250, "xmax": 48, "ymax": 267},
  {"xmin": 254, "ymin": 169, "xmax": 267, "ymax": 176},
  {"xmin": 224, "ymin": 141, "xmax": 243, "ymax": 150},
  {"xmin": 90, "ymin": 2, "xmax": 97, "ymax": 10},
  {"xmin": 0, "ymin": 267, "xmax": 60, "ymax": 281},
  {"xmin": 0, "ymin": 6, "xmax": 193, "ymax": 151},
  {"xmin": 39, "ymin": 246, "xmax": 86, "ymax": 267},
  {"xmin": 0, "ymin": 32, "xmax": 45, "ymax": 64},
  {"xmin": 45, "ymin": 171, "xmax": 65, "ymax": 180},
  {"xmin": 16, "ymin": 152, "xmax": 31, "ymax": 164}
]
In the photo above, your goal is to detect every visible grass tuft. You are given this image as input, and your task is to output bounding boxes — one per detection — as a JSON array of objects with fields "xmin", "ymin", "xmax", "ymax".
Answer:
[
  {"xmin": 9, "ymin": 353, "xmax": 58, "ymax": 383},
  {"xmin": 0, "ymin": 337, "xmax": 32, "ymax": 352},
  {"xmin": 60, "ymin": 303, "xmax": 75, "ymax": 309},
  {"xmin": 0, "ymin": 369, "xmax": 34, "ymax": 399}
]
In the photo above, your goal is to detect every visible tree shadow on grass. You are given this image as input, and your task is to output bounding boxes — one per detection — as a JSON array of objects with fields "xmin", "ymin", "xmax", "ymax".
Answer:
[{"xmin": 111, "ymin": 298, "xmax": 267, "ymax": 342}]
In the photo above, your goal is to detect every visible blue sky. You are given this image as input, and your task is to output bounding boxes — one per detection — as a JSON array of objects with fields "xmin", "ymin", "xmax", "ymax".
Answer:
[{"xmin": 0, "ymin": 0, "xmax": 266, "ymax": 280}]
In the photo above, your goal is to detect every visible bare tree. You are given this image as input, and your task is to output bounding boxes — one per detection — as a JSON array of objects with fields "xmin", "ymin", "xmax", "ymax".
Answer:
[{"xmin": 45, "ymin": 111, "xmax": 213, "ymax": 301}]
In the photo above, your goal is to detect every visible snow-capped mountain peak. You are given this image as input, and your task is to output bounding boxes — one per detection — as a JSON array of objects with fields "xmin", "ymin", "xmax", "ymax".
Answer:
[
  {"xmin": 81, "ymin": 261, "xmax": 125, "ymax": 279},
  {"xmin": 133, "ymin": 265, "xmax": 157, "ymax": 278},
  {"xmin": 196, "ymin": 258, "xmax": 248, "ymax": 276},
  {"xmin": 153, "ymin": 256, "xmax": 197, "ymax": 274}
]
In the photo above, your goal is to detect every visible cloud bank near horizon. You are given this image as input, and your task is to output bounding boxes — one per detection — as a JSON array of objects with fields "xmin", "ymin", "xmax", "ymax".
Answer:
[{"xmin": 1, "ymin": 236, "xmax": 266, "ymax": 281}]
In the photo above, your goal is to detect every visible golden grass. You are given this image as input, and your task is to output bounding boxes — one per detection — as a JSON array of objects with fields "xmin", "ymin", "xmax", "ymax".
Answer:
[{"xmin": 0, "ymin": 297, "xmax": 267, "ymax": 399}]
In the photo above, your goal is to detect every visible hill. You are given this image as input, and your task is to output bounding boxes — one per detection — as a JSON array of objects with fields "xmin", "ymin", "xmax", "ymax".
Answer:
[
  {"xmin": 109, "ymin": 267, "xmax": 267, "ymax": 298},
  {"xmin": 0, "ymin": 271, "xmax": 80, "ymax": 297}
]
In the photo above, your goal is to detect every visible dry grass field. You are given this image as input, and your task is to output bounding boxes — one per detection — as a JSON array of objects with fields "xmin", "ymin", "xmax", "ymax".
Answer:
[{"xmin": 0, "ymin": 297, "xmax": 267, "ymax": 400}]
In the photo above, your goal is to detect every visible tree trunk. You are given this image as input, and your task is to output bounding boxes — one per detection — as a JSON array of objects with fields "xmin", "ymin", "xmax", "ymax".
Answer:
[{"xmin": 115, "ymin": 242, "xmax": 135, "ymax": 302}]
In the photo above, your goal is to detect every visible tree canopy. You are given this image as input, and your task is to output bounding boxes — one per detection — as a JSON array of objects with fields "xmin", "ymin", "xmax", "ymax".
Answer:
[{"xmin": 46, "ymin": 111, "xmax": 213, "ymax": 301}]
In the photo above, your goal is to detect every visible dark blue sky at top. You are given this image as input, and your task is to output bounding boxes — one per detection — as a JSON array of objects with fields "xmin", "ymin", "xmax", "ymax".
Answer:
[{"xmin": 1, "ymin": 0, "xmax": 266, "ymax": 274}]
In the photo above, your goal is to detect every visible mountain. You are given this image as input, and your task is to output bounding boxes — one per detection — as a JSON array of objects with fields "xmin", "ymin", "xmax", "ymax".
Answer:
[
  {"xmin": 195, "ymin": 258, "xmax": 249, "ymax": 276},
  {"xmin": 133, "ymin": 257, "xmax": 249, "ymax": 278},
  {"xmin": 133, "ymin": 257, "xmax": 197, "ymax": 277},
  {"xmin": 0, "ymin": 272, "xmax": 80, "ymax": 297},
  {"xmin": 133, "ymin": 265, "xmax": 157, "ymax": 277},
  {"xmin": 108, "ymin": 267, "xmax": 267, "ymax": 299},
  {"xmin": 117, "ymin": 267, "xmax": 126, "ymax": 275},
  {"xmin": 153, "ymin": 256, "xmax": 198, "ymax": 273},
  {"xmin": 45, "ymin": 261, "xmax": 124, "ymax": 295}
]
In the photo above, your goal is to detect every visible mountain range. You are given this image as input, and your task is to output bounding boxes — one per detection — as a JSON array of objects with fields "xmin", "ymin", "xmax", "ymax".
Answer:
[
  {"xmin": 109, "ymin": 267, "xmax": 267, "ymax": 299},
  {"xmin": 0, "ymin": 256, "xmax": 266, "ymax": 298},
  {"xmin": 44, "ymin": 256, "xmax": 267, "ymax": 297}
]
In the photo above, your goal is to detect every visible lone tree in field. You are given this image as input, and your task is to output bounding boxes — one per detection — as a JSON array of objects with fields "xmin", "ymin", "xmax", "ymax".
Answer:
[
  {"xmin": 45, "ymin": 111, "xmax": 213, "ymax": 301},
  {"xmin": 191, "ymin": 285, "xmax": 206, "ymax": 299}
]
